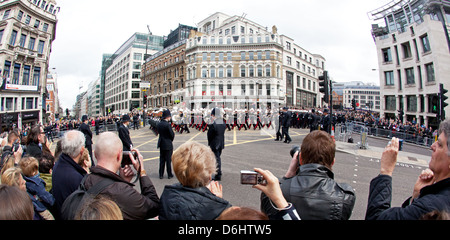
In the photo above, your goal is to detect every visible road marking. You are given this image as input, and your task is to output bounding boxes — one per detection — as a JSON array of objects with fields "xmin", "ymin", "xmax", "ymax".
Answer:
[
  {"xmin": 233, "ymin": 128, "xmax": 237, "ymax": 144},
  {"xmin": 143, "ymin": 156, "xmax": 159, "ymax": 162},
  {"xmin": 188, "ymin": 132, "xmax": 203, "ymax": 142},
  {"xmin": 135, "ymin": 136, "xmax": 158, "ymax": 148}
]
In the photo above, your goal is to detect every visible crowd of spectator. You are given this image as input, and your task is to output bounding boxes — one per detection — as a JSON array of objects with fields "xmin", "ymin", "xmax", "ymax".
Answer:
[{"xmin": 0, "ymin": 109, "xmax": 449, "ymax": 221}]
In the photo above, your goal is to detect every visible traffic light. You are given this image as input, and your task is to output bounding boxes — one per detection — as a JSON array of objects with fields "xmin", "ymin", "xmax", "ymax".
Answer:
[
  {"xmin": 351, "ymin": 98, "xmax": 356, "ymax": 111},
  {"xmin": 439, "ymin": 83, "xmax": 448, "ymax": 121},
  {"xmin": 143, "ymin": 95, "xmax": 148, "ymax": 104},
  {"xmin": 431, "ymin": 95, "xmax": 439, "ymax": 114},
  {"xmin": 319, "ymin": 71, "xmax": 329, "ymax": 105}
]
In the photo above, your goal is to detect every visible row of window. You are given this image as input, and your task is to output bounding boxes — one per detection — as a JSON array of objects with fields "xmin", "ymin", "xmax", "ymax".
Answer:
[
  {"xmin": 0, "ymin": 29, "xmax": 46, "ymax": 54},
  {"xmin": 384, "ymin": 62, "xmax": 434, "ymax": 87},
  {"xmin": 381, "ymin": 34, "xmax": 431, "ymax": 64},
  {"xmin": 3, "ymin": 61, "xmax": 41, "ymax": 86},
  {"xmin": 1, "ymin": 96, "xmax": 39, "ymax": 112},
  {"xmin": 2, "ymin": 8, "xmax": 51, "ymax": 32},
  {"xmin": 384, "ymin": 95, "xmax": 434, "ymax": 113},
  {"xmin": 198, "ymin": 65, "xmax": 274, "ymax": 79}
]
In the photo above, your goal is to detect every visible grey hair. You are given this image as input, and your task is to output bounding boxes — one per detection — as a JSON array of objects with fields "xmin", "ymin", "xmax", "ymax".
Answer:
[
  {"xmin": 61, "ymin": 130, "xmax": 85, "ymax": 159},
  {"xmin": 438, "ymin": 120, "xmax": 450, "ymax": 156}
]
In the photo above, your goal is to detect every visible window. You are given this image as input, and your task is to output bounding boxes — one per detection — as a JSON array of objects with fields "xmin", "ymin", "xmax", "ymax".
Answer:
[
  {"xmin": 241, "ymin": 52, "xmax": 245, "ymax": 60},
  {"xmin": 13, "ymin": 63, "xmax": 20, "ymax": 84},
  {"xmin": 37, "ymin": 40, "xmax": 45, "ymax": 54},
  {"xmin": 286, "ymin": 41, "xmax": 291, "ymax": 50},
  {"xmin": 382, "ymin": 48, "xmax": 392, "ymax": 63},
  {"xmin": 385, "ymin": 96, "xmax": 396, "ymax": 111},
  {"xmin": 421, "ymin": 34, "xmax": 431, "ymax": 53},
  {"xmin": 227, "ymin": 82, "xmax": 232, "ymax": 95},
  {"xmin": 401, "ymin": 42, "xmax": 412, "ymax": 59},
  {"xmin": 3, "ymin": 9, "xmax": 10, "ymax": 20},
  {"xmin": 384, "ymin": 71, "xmax": 394, "ymax": 85},
  {"xmin": 219, "ymin": 52, "xmax": 224, "ymax": 61},
  {"xmin": 227, "ymin": 66, "xmax": 232, "ymax": 77},
  {"xmin": 425, "ymin": 63, "xmax": 435, "ymax": 82},
  {"xmin": 210, "ymin": 82, "xmax": 215, "ymax": 96},
  {"xmin": 265, "ymin": 50, "xmax": 270, "ymax": 60},
  {"xmin": 34, "ymin": 19, "xmax": 40, "ymax": 29},
  {"xmin": 203, "ymin": 52, "xmax": 207, "ymax": 61},
  {"xmin": 19, "ymin": 34, "xmax": 27, "ymax": 47},
  {"xmin": 265, "ymin": 65, "xmax": 271, "ymax": 77},
  {"xmin": 210, "ymin": 66, "xmax": 216, "ymax": 78},
  {"xmin": 249, "ymin": 65, "xmax": 254, "ymax": 77},
  {"xmin": 407, "ymin": 95, "xmax": 417, "ymax": 112},
  {"xmin": 257, "ymin": 51, "xmax": 262, "ymax": 60},
  {"xmin": 405, "ymin": 68, "xmax": 415, "ymax": 84},
  {"xmin": 241, "ymin": 82, "xmax": 246, "ymax": 95},
  {"xmin": 0, "ymin": 29, "xmax": 4, "ymax": 44},
  {"xmin": 43, "ymin": 23, "xmax": 49, "ymax": 32},
  {"xmin": 133, "ymin": 53, "xmax": 142, "ymax": 61},
  {"xmin": 218, "ymin": 66, "xmax": 224, "ymax": 78},
  {"xmin": 25, "ymin": 15, "xmax": 31, "ymax": 25},
  {"xmin": 9, "ymin": 30, "xmax": 17, "ymax": 45},
  {"xmin": 28, "ymin": 37, "xmax": 35, "ymax": 50},
  {"xmin": 17, "ymin": 11, "xmax": 24, "ymax": 21},
  {"xmin": 3, "ymin": 61, "xmax": 11, "ymax": 78},
  {"xmin": 227, "ymin": 52, "xmax": 232, "ymax": 61},
  {"xmin": 23, "ymin": 65, "xmax": 30, "ymax": 85},
  {"xmin": 202, "ymin": 67, "xmax": 208, "ymax": 78},
  {"xmin": 286, "ymin": 56, "xmax": 292, "ymax": 65},
  {"xmin": 240, "ymin": 65, "xmax": 246, "ymax": 77},
  {"xmin": 249, "ymin": 51, "xmax": 254, "ymax": 60},
  {"xmin": 257, "ymin": 65, "xmax": 263, "ymax": 77}
]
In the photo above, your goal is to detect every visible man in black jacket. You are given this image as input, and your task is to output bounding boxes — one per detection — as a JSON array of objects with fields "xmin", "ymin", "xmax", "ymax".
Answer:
[
  {"xmin": 157, "ymin": 110, "xmax": 174, "ymax": 179},
  {"xmin": 79, "ymin": 115, "xmax": 94, "ymax": 166},
  {"xmin": 207, "ymin": 108, "xmax": 226, "ymax": 181},
  {"xmin": 281, "ymin": 107, "xmax": 292, "ymax": 144},
  {"xmin": 260, "ymin": 130, "xmax": 356, "ymax": 220},
  {"xmin": 365, "ymin": 120, "xmax": 450, "ymax": 220},
  {"xmin": 118, "ymin": 114, "xmax": 133, "ymax": 152}
]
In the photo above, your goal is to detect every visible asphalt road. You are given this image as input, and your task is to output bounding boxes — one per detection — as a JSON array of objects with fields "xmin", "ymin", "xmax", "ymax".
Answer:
[{"xmin": 77, "ymin": 125, "xmax": 428, "ymax": 220}]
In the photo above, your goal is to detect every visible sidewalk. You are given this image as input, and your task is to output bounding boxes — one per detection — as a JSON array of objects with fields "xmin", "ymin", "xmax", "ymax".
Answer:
[{"xmin": 335, "ymin": 140, "xmax": 429, "ymax": 168}]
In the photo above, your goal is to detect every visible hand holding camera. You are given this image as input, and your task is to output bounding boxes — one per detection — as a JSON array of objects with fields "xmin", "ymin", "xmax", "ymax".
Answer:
[
  {"xmin": 120, "ymin": 149, "xmax": 144, "ymax": 183},
  {"xmin": 251, "ymin": 168, "xmax": 289, "ymax": 210}
]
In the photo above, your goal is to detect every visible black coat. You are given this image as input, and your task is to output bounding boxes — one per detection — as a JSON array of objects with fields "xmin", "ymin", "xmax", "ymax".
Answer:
[
  {"xmin": 79, "ymin": 122, "xmax": 92, "ymax": 146},
  {"xmin": 207, "ymin": 119, "xmax": 226, "ymax": 151},
  {"xmin": 157, "ymin": 120, "xmax": 174, "ymax": 150},
  {"xmin": 52, "ymin": 153, "xmax": 88, "ymax": 219},
  {"xmin": 118, "ymin": 124, "xmax": 133, "ymax": 151},
  {"xmin": 365, "ymin": 175, "xmax": 450, "ymax": 220},
  {"xmin": 281, "ymin": 111, "xmax": 291, "ymax": 128},
  {"xmin": 261, "ymin": 164, "xmax": 356, "ymax": 220},
  {"xmin": 159, "ymin": 183, "xmax": 231, "ymax": 220}
]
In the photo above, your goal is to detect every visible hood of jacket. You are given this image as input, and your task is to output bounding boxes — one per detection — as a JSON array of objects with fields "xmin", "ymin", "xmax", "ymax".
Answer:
[{"xmin": 159, "ymin": 183, "xmax": 231, "ymax": 220}]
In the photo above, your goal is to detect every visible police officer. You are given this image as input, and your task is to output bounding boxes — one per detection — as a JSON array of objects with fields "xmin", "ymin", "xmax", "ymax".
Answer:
[
  {"xmin": 207, "ymin": 108, "xmax": 226, "ymax": 181},
  {"xmin": 157, "ymin": 109, "xmax": 174, "ymax": 179}
]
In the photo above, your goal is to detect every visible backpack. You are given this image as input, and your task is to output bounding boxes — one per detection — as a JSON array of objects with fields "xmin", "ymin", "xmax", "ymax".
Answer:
[{"xmin": 60, "ymin": 175, "xmax": 114, "ymax": 220}]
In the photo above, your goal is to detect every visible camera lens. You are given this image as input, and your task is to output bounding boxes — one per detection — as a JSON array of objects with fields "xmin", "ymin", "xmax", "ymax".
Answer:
[{"xmin": 290, "ymin": 145, "xmax": 300, "ymax": 158}]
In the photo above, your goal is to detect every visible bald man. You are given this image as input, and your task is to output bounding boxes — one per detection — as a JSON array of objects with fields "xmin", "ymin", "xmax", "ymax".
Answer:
[{"xmin": 82, "ymin": 132, "xmax": 160, "ymax": 220}]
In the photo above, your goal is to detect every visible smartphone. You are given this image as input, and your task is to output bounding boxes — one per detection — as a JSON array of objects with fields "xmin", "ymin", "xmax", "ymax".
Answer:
[
  {"xmin": 240, "ymin": 170, "xmax": 265, "ymax": 185},
  {"xmin": 122, "ymin": 150, "xmax": 138, "ymax": 167}
]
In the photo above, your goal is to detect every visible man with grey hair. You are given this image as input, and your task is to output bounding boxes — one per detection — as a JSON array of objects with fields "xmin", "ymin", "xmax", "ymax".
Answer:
[
  {"xmin": 366, "ymin": 119, "xmax": 450, "ymax": 220},
  {"xmin": 83, "ymin": 132, "xmax": 160, "ymax": 220},
  {"xmin": 52, "ymin": 130, "xmax": 88, "ymax": 219}
]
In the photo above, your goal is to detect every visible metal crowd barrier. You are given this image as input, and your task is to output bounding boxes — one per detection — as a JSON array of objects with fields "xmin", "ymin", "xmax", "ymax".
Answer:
[{"xmin": 338, "ymin": 121, "xmax": 434, "ymax": 147}]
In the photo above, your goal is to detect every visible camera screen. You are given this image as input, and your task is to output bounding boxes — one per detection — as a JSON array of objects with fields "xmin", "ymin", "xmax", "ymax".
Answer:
[{"xmin": 240, "ymin": 170, "xmax": 258, "ymax": 185}]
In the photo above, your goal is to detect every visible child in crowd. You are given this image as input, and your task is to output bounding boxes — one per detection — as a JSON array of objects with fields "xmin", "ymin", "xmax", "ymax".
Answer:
[
  {"xmin": 19, "ymin": 156, "xmax": 55, "ymax": 220},
  {"xmin": 38, "ymin": 153, "xmax": 55, "ymax": 192}
]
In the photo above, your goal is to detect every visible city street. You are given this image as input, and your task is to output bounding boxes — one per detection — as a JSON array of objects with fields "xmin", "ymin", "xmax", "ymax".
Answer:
[{"xmin": 73, "ymin": 125, "xmax": 430, "ymax": 220}]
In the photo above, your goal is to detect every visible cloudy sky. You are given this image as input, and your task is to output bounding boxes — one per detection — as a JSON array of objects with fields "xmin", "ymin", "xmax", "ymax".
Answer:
[{"xmin": 49, "ymin": 0, "xmax": 392, "ymax": 110}]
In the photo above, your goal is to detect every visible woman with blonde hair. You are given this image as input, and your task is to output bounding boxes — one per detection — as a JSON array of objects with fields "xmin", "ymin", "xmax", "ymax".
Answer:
[{"xmin": 159, "ymin": 141, "xmax": 231, "ymax": 220}]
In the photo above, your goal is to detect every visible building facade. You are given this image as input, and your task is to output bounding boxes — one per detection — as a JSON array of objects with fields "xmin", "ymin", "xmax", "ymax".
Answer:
[
  {"xmin": 280, "ymin": 34, "xmax": 326, "ymax": 108},
  {"xmin": 104, "ymin": 32, "xmax": 163, "ymax": 114},
  {"xmin": 0, "ymin": 0, "xmax": 58, "ymax": 130},
  {"xmin": 185, "ymin": 12, "xmax": 287, "ymax": 110},
  {"xmin": 369, "ymin": 0, "xmax": 450, "ymax": 128},
  {"xmin": 143, "ymin": 39, "xmax": 187, "ymax": 109},
  {"xmin": 334, "ymin": 81, "xmax": 381, "ymax": 111},
  {"xmin": 87, "ymin": 77, "xmax": 100, "ymax": 117},
  {"xmin": 45, "ymin": 69, "xmax": 60, "ymax": 122}
]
